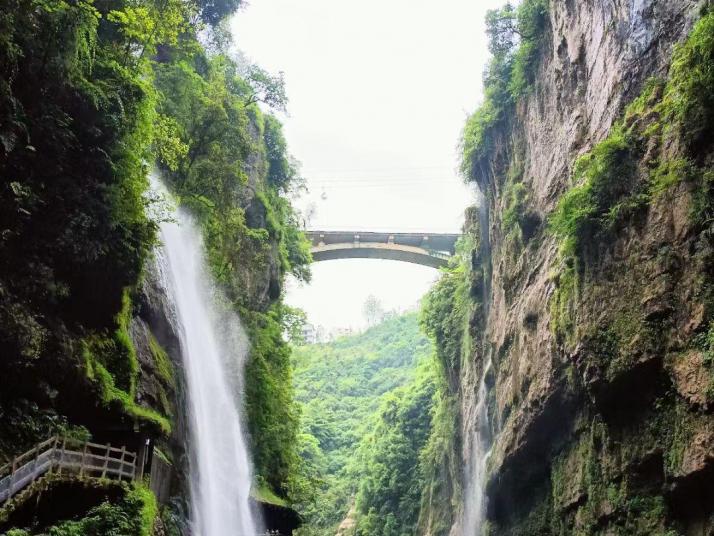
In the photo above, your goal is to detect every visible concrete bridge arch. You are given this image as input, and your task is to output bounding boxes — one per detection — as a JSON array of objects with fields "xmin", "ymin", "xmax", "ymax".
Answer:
[{"xmin": 306, "ymin": 231, "xmax": 459, "ymax": 269}]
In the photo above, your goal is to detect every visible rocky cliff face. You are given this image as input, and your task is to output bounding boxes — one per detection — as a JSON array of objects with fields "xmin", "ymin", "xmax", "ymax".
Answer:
[{"xmin": 432, "ymin": 1, "xmax": 714, "ymax": 535}]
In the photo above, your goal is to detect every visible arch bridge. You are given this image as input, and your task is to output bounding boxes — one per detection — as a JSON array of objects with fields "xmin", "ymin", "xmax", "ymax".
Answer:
[{"xmin": 306, "ymin": 230, "xmax": 460, "ymax": 269}]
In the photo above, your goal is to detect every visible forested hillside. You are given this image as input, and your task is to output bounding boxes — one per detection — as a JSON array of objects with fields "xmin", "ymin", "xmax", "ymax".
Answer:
[{"xmin": 290, "ymin": 313, "xmax": 446, "ymax": 535}]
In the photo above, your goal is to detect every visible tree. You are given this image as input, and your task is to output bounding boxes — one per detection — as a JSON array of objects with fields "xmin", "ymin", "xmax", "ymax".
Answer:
[
  {"xmin": 484, "ymin": 3, "xmax": 517, "ymax": 57},
  {"xmin": 197, "ymin": 0, "xmax": 243, "ymax": 26},
  {"xmin": 282, "ymin": 305, "xmax": 308, "ymax": 344},
  {"xmin": 264, "ymin": 114, "xmax": 302, "ymax": 193},
  {"xmin": 245, "ymin": 64, "xmax": 288, "ymax": 112},
  {"xmin": 363, "ymin": 295, "xmax": 385, "ymax": 327}
]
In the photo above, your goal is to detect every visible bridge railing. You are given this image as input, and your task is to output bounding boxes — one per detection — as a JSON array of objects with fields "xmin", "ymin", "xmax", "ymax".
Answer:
[{"xmin": 0, "ymin": 436, "xmax": 137, "ymax": 504}]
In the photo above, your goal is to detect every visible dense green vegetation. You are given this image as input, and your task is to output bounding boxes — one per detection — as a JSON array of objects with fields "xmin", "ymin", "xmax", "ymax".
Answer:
[
  {"xmin": 420, "ymin": 265, "xmax": 472, "ymax": 376},
  {"xmin": 0, "ymin": 0, "xmax": 310, "ymax": 529},
  {"xmin": 0, "ymin": 0, "xmax": 183, "ymax": 458},
  {"xmin": 5, "ymin": 484, "xmax": 157, "ymax": 536},
  {"xmin": 417, "ymin": 225, "xmax": 484, "ymax": 536},
  {"xmin": 290, "ymin": 313, "xmax": 438, "ymax": 535},
  {"xmin": 460, "ymin": 0, "xmax": 549, "ymax": 184},
  {"xmin": 350, "ymin": 365, "xmax": 437, "ymax": 536}
]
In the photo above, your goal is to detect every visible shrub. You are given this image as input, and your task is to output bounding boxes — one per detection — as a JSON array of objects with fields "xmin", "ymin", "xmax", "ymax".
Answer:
[
  {"xmin": 45, "ymin": 485, "xmax": 157, "ymax": 536},
  {"xmin": 549, "ymin": 127, "xmax": 635, "ymax": 258},
  {"xmin": 662, "ymin": 11, "xmax": 714, "ymax": 149}
]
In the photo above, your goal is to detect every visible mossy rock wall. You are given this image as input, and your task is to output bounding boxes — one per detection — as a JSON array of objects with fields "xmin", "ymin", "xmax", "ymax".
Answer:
[{"xmin": 434, "ymin": 1, "xmax": 714, "ymax": 535}]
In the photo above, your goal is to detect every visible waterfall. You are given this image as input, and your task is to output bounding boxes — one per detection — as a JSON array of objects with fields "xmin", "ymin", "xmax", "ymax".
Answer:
[
  {"xmin": 152, "ymin": 176, "xmax": 262, "ymax": 536},
  {"xmin": 458, "ymin": 185, "xmax": 493, "ymax": 536},
  {"xmin": 460, "ymin": 357, "xmax": 493, "ymax": 536}
]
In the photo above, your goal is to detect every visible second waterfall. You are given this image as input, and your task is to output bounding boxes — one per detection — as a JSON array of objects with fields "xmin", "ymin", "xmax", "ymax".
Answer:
[{"xmin": 153, "ymin": 176, "xmax": 262, "ymax": 536}]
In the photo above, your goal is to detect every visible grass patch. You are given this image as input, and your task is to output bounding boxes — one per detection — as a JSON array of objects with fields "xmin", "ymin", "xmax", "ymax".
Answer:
[
  {"xmin": 83, "ymin": 342, "xmax": 170, "ymax": 436},
  {"xmin": 661, "ymin": 11, "xmax": 714, "ymax": 149},
  {"xmin": 130, "ymin": 484, "xmax": 159, "ymax": 536},
  {"xmin": 147, "ymin": 331, "xmax": 174, "ymax": 386},
  {"xmin": 253, "ymin": 481, "xmax": 288, "ymax": 507},
  {"xmin": 81, "ymin": 290, "xmax": 170, "ymax": 435},
  {"xmin": 549, "ymin": 126, "xmax": 636, "ymax": 258}
]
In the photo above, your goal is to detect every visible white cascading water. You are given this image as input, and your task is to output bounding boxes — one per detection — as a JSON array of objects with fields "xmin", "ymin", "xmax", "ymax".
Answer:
[
  {"xmin": 458, "ymin": 185, "xmax": 493, "ymax": 536},
  {"xmin": 152, "ymin": 175, "xmax": 261, "ymax": 536},
  {"xmin": 461, "ymin": 357, "xmax": 493, "ymax": 535}
]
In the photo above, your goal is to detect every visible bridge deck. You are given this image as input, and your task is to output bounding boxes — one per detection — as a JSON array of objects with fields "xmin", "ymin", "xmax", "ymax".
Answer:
[
  {"xmin": 305, "ymin": 230, "xmax": 460, "ymax": 268},
  {"xmin": 306, "ymin": 231, "xmax": 460, "ymax": 254}
]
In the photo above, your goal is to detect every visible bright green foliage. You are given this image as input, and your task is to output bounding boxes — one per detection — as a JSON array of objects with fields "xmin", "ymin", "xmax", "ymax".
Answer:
[
  {"xmin": 549, "ymin": 127, "xmax": 635, "ymax": 258},
  {"xmin": 107, "ymin": 0, "xmax": 193, "ymax": 66},
  {"xmin": 241, "ymin": 306, "xmax": 301, "ymax": 495},
  {"xmin": 547, "ymin": 124, "xmax": 639, "ymax": 341},
  {"xmin": 509, "ymin": 0, "xmax": 550, "ymax": 97},
  {"xmin": 254, "ymin": 481, "xmax": 289, "ymax": 507},
  {"xmin": 421, "ymin": 266, "xmax": 471, "ymax": 374},
  {"xmin": 415, "ymin": 248, "xmax": 481, "ymax": 536},
  {"xmin": 352, "ymin": 365, "xmax": 437, "ymax": 536},
  {"xmin": 662, "ymin": 11, "xmax": 714, "ymax": 149},
  {"xmin": 461, "ymin": 98, "xmax": 504, "ymax": 181},
  {"xmin": 155, "ymin": 57, "xmax": 311, "ymax": 308},
  {"xmin": 415, "ymin": 381, "xmax": 460, "ymax": 536},
  {"xmin": 0, "ymin": 0, "xmax": 305, "ymax": 525},
  {"xmin": 153, "ymin": 114, "xmax": 189, "ymax": 172},
  {"xmin": 649, "ymin": 158, "xmax": 694, "ymax": 197},
  {"xmin": 461, "ymin": 0, "xmax": 549, "ymax": 183},
  {"xmin": 6, "ymin": 484, "xmax": 157, "ymax": 536},
  {"xmin": 291, "ymin": 313, "xmax": 435, "ymax": 535}
]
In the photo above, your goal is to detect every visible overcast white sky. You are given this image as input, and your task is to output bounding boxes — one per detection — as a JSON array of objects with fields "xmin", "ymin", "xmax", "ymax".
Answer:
[{"xmin": 231, "ymin": 0, "xmax": 502, "ymax": 331}]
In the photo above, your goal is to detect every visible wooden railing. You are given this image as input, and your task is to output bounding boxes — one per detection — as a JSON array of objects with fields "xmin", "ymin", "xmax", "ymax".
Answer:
[{"xmin": 0, "ymin": 436, "xmax": 137, "ymax": 505}]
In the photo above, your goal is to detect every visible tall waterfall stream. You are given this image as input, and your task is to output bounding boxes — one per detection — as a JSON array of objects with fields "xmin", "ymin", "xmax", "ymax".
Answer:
[
  {"xmin": 461, "ymin": 357, "xmax": 493, "ymax": 535},
  {"xmin": 153, "ymin": 176, "xmax": 262, "ymax": 535},
  {"xmin": 458, "ymin": 185, "xmax": 493, "ymax": 536}
]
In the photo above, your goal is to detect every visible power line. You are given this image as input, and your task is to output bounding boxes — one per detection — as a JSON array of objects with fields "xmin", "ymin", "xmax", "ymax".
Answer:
[{"xmin": 305, "ymin": 177, "xmax": 463, "ymax": 185}]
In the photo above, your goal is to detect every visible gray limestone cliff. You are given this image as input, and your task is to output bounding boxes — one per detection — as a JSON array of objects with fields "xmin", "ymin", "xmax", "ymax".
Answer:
[{"xmin": 421, "ymin": 1, "xmax": 714, "ymax": 535}]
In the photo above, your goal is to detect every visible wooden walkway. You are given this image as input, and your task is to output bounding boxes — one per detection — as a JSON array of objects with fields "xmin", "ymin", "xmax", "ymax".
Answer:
[{"xmin": 0, "ymin": 436, "xmax": 137, "ymax": 505}]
